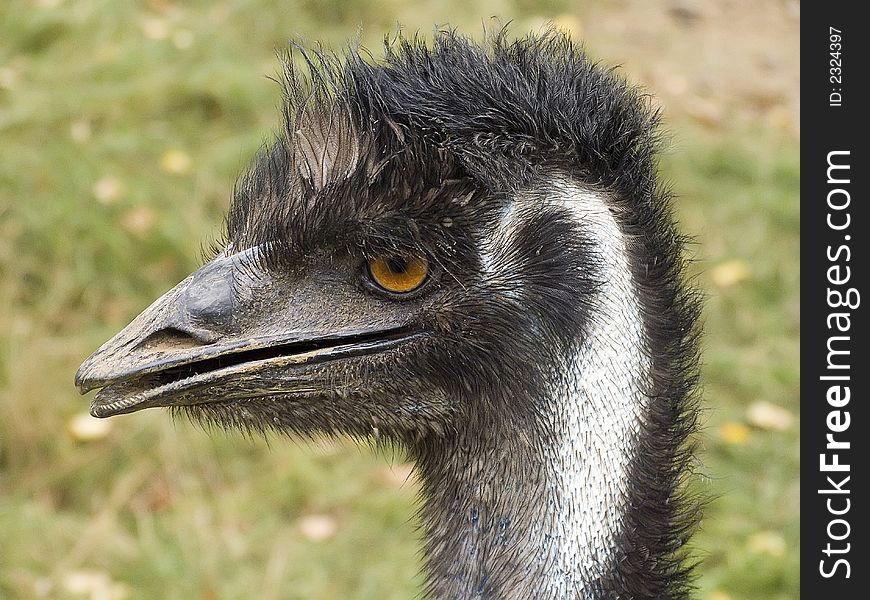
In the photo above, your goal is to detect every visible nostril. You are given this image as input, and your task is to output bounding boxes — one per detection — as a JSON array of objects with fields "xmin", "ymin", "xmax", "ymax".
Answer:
[
  {"xmin": 182, "ymin": 267, "xmax": 235, "ymax": 330},
  {"xmin": 134, "ymin": 327, "xmax": 213, "ymax": 352}
]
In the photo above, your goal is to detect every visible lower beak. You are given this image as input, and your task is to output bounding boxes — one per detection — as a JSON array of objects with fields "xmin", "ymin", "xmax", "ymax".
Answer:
[{"xmin": 78, "ymin": 326, "xmax": 419, "ymax": 418}]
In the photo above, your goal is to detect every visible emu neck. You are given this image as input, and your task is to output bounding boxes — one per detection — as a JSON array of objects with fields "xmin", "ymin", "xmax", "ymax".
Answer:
[{"xmin": 417, "ymin": 184, "xmax": 649, "ymax": 598}]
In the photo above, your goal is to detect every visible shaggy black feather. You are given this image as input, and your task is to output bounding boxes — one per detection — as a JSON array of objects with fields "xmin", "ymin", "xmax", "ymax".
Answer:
[{"xmin": 188, "ymin": 28, "xmax": 701, "ymax": 599}]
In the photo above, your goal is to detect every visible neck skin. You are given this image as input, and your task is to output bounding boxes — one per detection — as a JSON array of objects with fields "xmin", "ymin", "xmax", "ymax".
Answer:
[{"xmin": 415, "ymin": 185, "xmax": 649, "ymax": 599}]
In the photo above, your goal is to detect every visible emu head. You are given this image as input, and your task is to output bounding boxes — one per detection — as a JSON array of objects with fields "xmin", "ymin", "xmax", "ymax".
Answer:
[{"xmin": 74, "ymin": 35, "xmax": 627, "ymax": 444}]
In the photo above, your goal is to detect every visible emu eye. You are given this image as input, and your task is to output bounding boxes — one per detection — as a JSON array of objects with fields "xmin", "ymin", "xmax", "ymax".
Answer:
[{"xmin": 368, "ymin": 254, "xmax": 429, "ymax": 294}]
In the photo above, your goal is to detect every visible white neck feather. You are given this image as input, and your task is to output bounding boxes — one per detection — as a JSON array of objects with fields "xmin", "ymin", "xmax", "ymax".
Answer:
[
  {"xmin": 479, "ymin": 181, "xmax": 649, "ymax": 595},
  {"xmin": 552, "ymin": 183, "xmax": 649, "ymax": 592}
]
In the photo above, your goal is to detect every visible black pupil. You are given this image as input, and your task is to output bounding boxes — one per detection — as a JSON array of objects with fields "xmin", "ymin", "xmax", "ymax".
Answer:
[{"xmin": 386, "ymin": 257, "xmax": 408, "ymax": 274}]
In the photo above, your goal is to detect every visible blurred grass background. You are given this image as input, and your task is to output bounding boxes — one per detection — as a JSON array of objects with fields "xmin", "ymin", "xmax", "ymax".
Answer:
[{"xmin": 0, "ymin": 1, "xmax": 799, "ymax": 599}]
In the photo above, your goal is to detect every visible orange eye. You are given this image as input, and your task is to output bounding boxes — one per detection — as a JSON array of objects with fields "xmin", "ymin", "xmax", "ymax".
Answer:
[{"xmin": 368, "ymin": 254, "xmax": 429, "ymax": 294}]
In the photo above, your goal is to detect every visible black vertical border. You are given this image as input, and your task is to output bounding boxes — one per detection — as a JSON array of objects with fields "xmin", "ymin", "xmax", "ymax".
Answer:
[{"xmin": 802, "ymin": 3, "xmax": 867, "ymax": 596}]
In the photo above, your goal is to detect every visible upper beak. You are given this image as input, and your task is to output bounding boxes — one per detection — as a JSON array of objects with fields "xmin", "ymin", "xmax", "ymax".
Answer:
[
  {"xmin": 75, "ymin": 253, "xmax": 235, "ymax": 396},
  {"xmin": 75, "ymin": 248, "xmax": 422, "ymax": 418}
]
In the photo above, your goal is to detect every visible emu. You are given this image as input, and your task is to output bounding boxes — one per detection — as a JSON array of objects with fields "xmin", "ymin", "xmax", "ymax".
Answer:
[{"xmin": 76, "ymin": 31, "xmax": 701, "ymax": 599}]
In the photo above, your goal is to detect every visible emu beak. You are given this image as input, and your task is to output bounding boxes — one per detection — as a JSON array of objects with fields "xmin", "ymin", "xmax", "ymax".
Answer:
[{"xmin": 75, "ymin": 247, "xmax": 422, "ymax": 418}]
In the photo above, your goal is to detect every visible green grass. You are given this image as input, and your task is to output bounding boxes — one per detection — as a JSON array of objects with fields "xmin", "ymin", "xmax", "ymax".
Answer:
[
  {"xmin": 1, "ymin": 1, "xmax": 798, "ymax": 599},
  {"xmin": 666, "ymin": 130, "xmax": 800, "ymax": 599}
]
